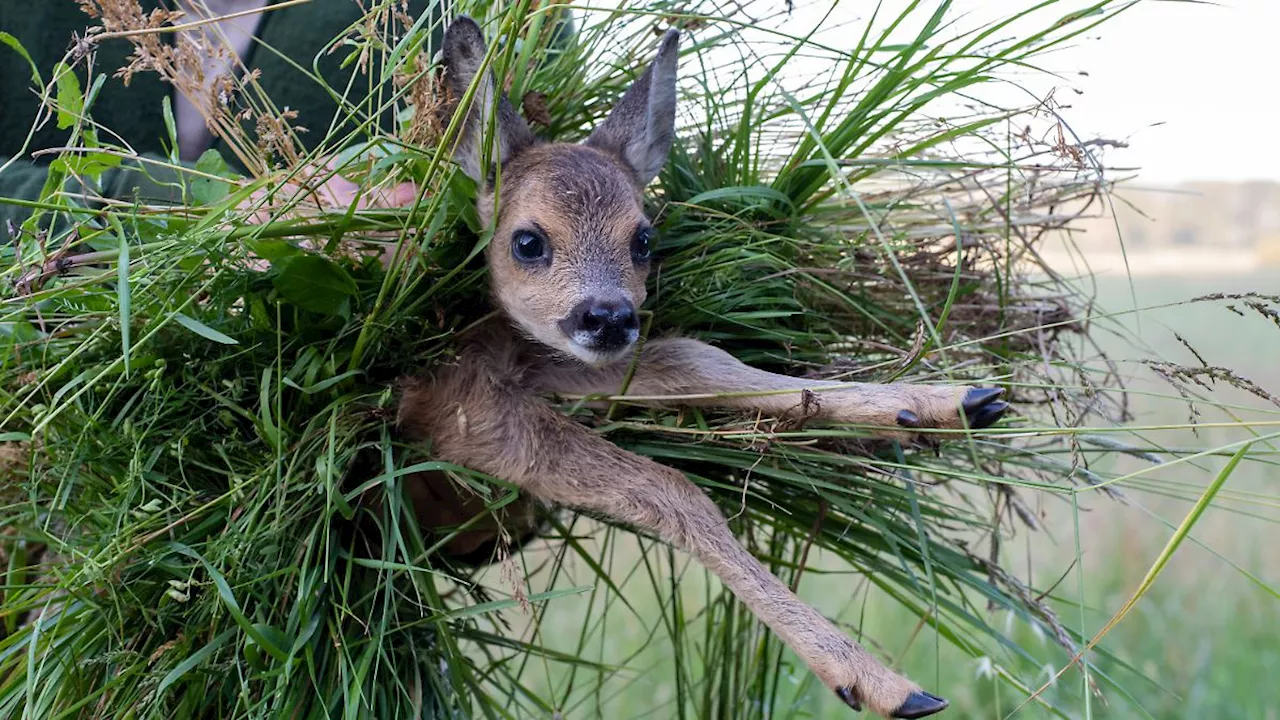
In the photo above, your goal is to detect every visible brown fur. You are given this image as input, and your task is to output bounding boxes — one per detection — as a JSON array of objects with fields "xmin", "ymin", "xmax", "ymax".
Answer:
[
  {"xmin": 534, "ymin": 337, "xmax": 978, "ymax": 442},
  {"xmin": 397, "ymin": 329, "xmax": 928, "ymax": 716},
  {"xmin": 391, "ymin": 17, "xmax": 994, "ymax": 717},
  {"xmin": 484, "ymin": 145, "xmax": 650, "ymax": 360}
]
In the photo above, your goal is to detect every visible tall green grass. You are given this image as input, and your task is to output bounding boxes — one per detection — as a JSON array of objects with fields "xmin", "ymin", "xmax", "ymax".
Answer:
[{"xmin": 2, "ymin": 0, "xmax": 1276, "ymax": 717}]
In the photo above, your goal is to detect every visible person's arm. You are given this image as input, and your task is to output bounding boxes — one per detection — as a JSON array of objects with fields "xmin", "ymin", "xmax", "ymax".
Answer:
[{"xmin": 1, "ymin": 153, "xmax": 191, "ymax": 239}]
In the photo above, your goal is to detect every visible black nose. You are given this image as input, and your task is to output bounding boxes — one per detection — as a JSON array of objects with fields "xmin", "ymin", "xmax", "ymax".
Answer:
[{"xmin": 559, "ymin": 298, "xmax": 639, "ymax": 352}]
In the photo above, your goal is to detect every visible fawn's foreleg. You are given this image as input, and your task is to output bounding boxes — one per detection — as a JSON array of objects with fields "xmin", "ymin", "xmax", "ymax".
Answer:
[
  {"xmin": 398, "ymin": 349, "xmax": 948, "ymax": 718},
  {"xmin": 536, "ymin": 337, "xmax": 1006, "ymax": 440}
]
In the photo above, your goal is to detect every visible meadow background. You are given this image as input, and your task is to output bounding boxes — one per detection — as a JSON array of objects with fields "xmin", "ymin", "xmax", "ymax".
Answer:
[
  {"xmin": 492, "ymin": 268, "xmax": 1280, "ymax": 720},
  {"xmin": 4, "ymin": 0, "xmax": 1279, "ymax": 718}
]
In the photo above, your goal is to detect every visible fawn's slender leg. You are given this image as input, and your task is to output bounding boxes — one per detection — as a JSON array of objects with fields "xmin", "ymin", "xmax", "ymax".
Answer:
[
  {"xmin": 534, "ymin": 337, "xmax": 1006, "ymax": 440},
  {"xmin": 398, "ymin": 345, "xmax": 948, "ymax": 718}
]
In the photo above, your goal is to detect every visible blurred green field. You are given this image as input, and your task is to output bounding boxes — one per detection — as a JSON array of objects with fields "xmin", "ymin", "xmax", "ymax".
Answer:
[{"xmin": 476, "ymin": 270, "xmax": 1280, "ymax": 720}]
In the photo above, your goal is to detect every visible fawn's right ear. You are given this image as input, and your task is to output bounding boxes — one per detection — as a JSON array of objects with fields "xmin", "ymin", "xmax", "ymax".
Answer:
[{"xmin": 439, "ymin": 16, "xmax": 535, "ymax": 184}]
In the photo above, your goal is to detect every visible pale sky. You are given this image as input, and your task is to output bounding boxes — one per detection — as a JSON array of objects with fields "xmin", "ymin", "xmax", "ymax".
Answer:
[
  {"xmin": 589, "ymin": 0, "xmax": 1276, "ymax": 184},
  {"xmin": 801, "ymin": 0, "xmax": 1280, "ymax": 185},
  {"xmin": 1008, "ymin": 0, "xmax": 1279, "ymax": 184}
]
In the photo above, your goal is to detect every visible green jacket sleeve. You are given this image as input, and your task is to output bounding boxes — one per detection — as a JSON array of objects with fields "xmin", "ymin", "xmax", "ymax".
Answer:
[
  {"xmin": 1, "ymin": 153, "xmax": 191, "ymax": 240},
  {"xmin": 0, "ymin": 158, "xmax": 55, "ymax": 234}
]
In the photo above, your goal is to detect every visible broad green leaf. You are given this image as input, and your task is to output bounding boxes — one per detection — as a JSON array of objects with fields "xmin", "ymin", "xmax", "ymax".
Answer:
[
  {"xmin": 0, "ymin": 320, "xmax": 42, "ymax": 345},
  {"xmin": 686, "ymin": 185, "xmax": 794, "ymax": 212},
  {"xmin": 248, "ymin": 239, "xmax": 303, "ymax": 264},
  {"xmin": 173, "ymin": 312, "xmax": 239, "ymax": 345},
  {"xmin": 243, "ymin": 623, "xmax": 291, "ymax": 672},
  {"xmin": 50, "ymin": 151, "xmax": 122, "ymax": 183},
  {"xmin": 271, "ymin": 254, "xmax": 357, "ymax": 316},
  {"xmin": 162, "ymin": 95, "xmax": 178, "ymax": 161},
  {"xmin": 0, "ymin": 32, "xmax": 40, "ymax": 86},
  {"xmin": 53, "ymin": 62, "xmax": 83, "ymax": 130},
  {"xmin": 191, "ymin": 149, "xmax": 234, "ymax": 205}
]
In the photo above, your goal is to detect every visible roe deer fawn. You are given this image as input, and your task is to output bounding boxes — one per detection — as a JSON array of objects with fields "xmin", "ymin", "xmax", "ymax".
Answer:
[{"xmin": 396, "ymin": 17, "xmax": 1008, "ymax": 718}]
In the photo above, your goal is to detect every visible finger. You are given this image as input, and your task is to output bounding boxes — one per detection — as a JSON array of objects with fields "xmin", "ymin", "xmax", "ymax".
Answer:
[
  {"xmin": 355, "ymin": 181, "xmax": 418, "ymax": 210},
  {"xmin": 322, "ymin": 176, "xmax": 359, "ymax": 208},
  {"xmin": 390, "ymin": 182, "xmax": 419, "ymax": 207},
  {"xmin": 238, "ymin": 188, "xmax": 271, "ymax": 225}
]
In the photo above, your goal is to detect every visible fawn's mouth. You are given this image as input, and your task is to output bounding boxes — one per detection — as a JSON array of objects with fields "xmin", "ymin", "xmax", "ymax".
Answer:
[{"xmin": 564, "ymin": 333, "xmax": 639, "ymax": 368}]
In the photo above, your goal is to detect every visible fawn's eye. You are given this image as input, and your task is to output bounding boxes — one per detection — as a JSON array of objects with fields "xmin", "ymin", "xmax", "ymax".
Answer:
[
  {"xmin": 511, "ymin": 230, "xmax": 548, "ymax": 264},
  {"xmin": 632, "ymin": 227, "xmax": 654, "ymax": 261}
]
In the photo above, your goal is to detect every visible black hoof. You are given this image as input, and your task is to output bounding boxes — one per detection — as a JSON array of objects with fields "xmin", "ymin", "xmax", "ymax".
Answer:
[
  {"xmin": 961, "ymin": 387, "xmax": 1004, "ymax": 412},
  {"xmin": 967, "ymin": 400, "xmax": 1008, "ymax": 429},
  {"xmin": 892, "ymin": 691, "xmax": 949, "ymax": 719},
  {"xmin": 896, "ymin": 409, "xmax": 921, "ymax": 428},
  {"xmin": 961, "ymin": 387, "xmax": 1007, "ymax": 430},
  {"xmin": 835, "ymin": 686, "xmax": 862, "ymax": 711}
]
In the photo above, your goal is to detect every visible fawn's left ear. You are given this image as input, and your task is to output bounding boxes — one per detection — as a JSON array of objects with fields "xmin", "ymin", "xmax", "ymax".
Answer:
[{"xmin": 584, "ymin": 29, "xmax": 680, "ymax": 188}]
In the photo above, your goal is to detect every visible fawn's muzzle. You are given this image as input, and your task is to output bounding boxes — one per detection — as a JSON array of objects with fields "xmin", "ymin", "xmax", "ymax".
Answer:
[{"xmin": 559, "ymin": 298, "xmax": 640, "ymax": 354}]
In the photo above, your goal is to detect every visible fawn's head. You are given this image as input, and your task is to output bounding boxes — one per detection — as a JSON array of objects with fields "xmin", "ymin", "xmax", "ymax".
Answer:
[{"xmin": 440, "ymin": 17, "xmax": 679, "ymax": 366}]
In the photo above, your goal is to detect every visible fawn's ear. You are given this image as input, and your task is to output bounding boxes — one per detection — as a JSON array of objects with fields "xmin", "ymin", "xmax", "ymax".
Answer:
[
  {"xmin": 439, "ymin": 16, "xmax": 535, "ymax": 183},
  {"xmin": 584, "ymin": 29, "xmax": 680, "ymax": 188}
]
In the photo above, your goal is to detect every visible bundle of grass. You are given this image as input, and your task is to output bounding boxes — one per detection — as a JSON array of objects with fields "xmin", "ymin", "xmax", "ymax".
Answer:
[{"xmin": 1, "ymin": 0, "xmax": 1160, "ymax": 716}]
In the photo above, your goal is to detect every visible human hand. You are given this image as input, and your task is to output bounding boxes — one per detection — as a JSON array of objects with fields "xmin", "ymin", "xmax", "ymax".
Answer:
[
  {"xmin": 236, "ymin": 156, "xmax": 418, "ymax": 270},
  {"xmin": 239, "ymin": 157, "xmax": 418, "ymax": 224}
]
